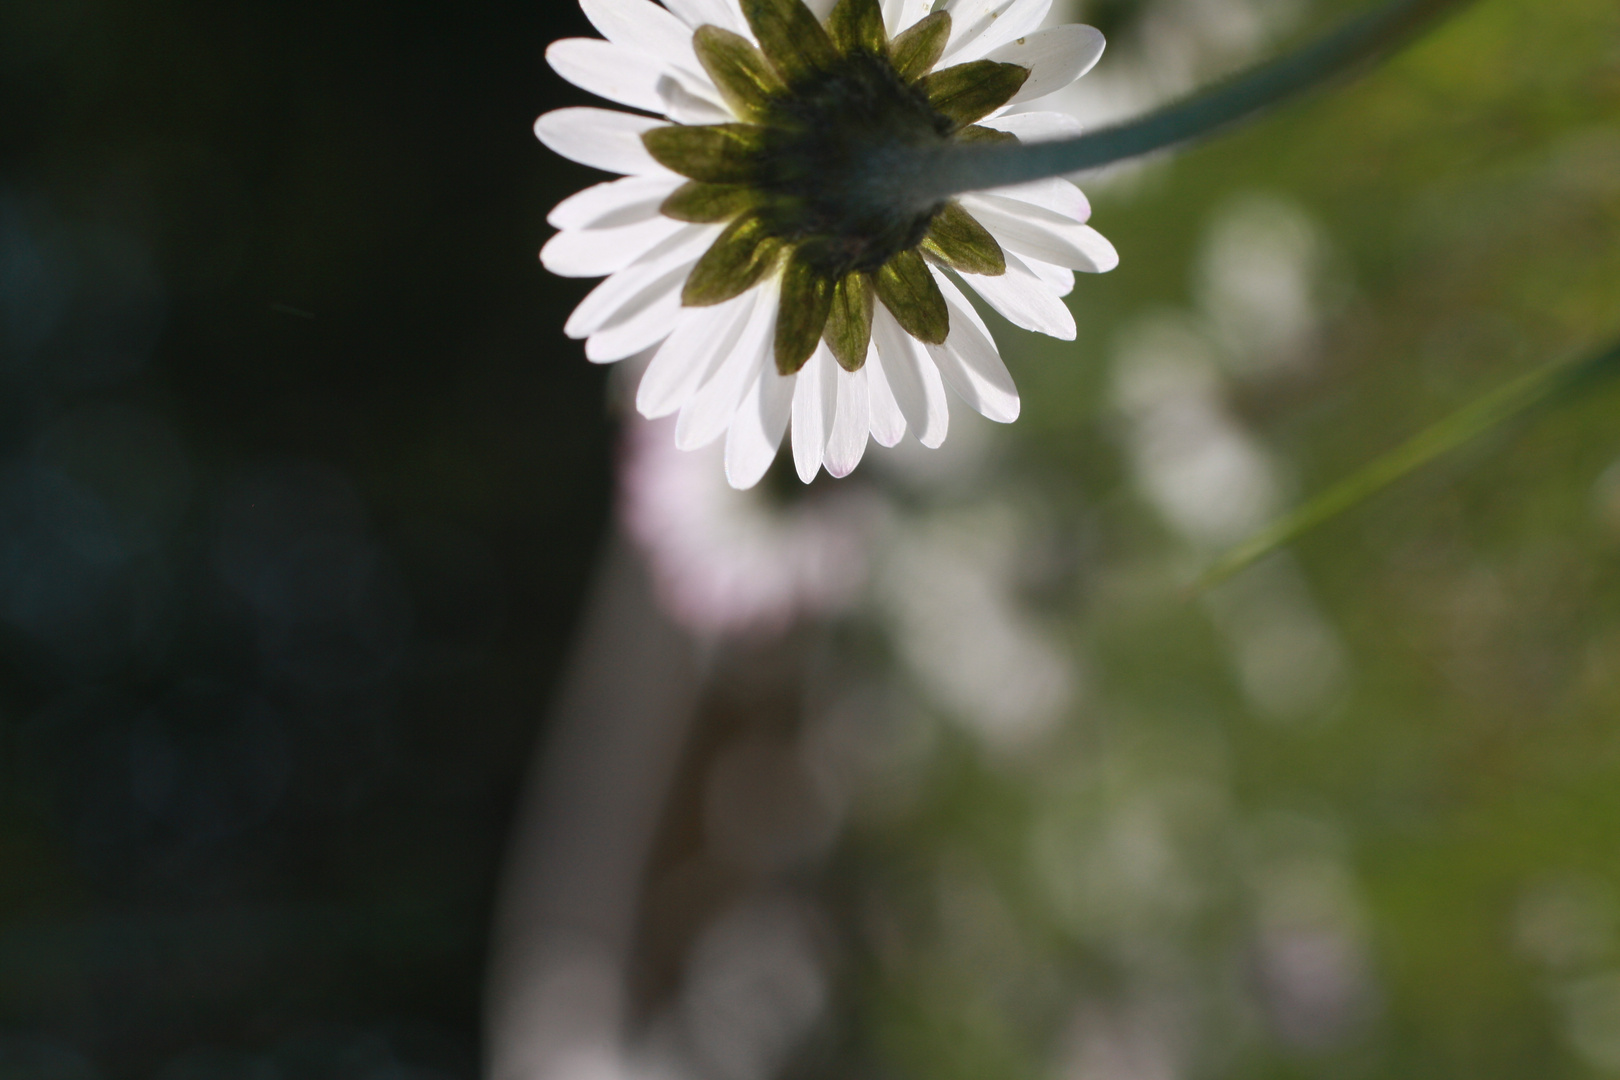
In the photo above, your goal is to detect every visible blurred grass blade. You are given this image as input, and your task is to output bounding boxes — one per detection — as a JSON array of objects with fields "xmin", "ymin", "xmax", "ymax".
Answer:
[{"xmin": 1197, "ymin": 339, "xmax": 1620, "ymax": 590}]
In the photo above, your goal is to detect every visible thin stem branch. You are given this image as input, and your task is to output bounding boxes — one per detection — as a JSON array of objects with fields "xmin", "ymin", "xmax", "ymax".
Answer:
[{"xmin": 879, "ymin": 0, "xmax": 1475, "ymax": 205}]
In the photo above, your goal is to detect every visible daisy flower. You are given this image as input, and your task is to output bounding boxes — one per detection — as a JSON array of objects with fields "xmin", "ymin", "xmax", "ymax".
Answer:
[{"xmin": 538, "ymin": 0, "xmax": 1117, "ymax": 488}]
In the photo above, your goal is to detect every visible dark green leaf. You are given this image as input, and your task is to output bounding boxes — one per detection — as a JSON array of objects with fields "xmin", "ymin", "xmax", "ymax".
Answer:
[
  {"xmin": 775, "ymin": 251, "xmax": 836, "ymax": 374},
  {"xmin": 693, "ymin": 26, "xmax": 784, "ymax": 121},
  {"xmin": 918, "ymin": 60, "xmax": 1029, "ymax": 128},
  {"xmin": 921, "ymin": 200, "xmax": 1005, "ymax": 275},
  {"xmin": 824, "ymin": 272, "xmax": 875, "ymax": 371},
  {"xmin": 741, "ymin": 0, "xmax": 839, "ymax": 85},
  {"xmin": 642, "ymin": 123, "xmax": 765, "ymax": 183},
  {"xmin": 955, "ymin": 123, "xmax": 1019, "ymax": 144},
  {"xmin": 683, "ymin": 214, "xmax": 784, "ymax": 306},
  {"xmin": 889, "ymin": 11, "xmax": 950, "ymax": 81},
  {"xmin": 660, "ymin": 181, "xmax": 759, "ymax": 223},
  {"xmin": 827, "ymin": 0, "xmax": 887, "ymax": 56},
  {"xmin": 874, "ymin": 249, "xmax": 948, "ymax": 344}
]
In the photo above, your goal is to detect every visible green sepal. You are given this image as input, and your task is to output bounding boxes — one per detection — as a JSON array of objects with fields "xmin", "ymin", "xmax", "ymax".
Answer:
[
  {"xmin": 683, "ymin": 214, "xmax": 785, "ymax": 306},
  {"xmin": 741, "ymin": 0, "xmax": 839, "ymax": 85},
  {"xmin": 642, "ymin": 123, "xmax": 765, "ymax": 184},
  {"xmin": 824, "ymin": 272, "xmax": 875, "ymax": 371},
  {"xmin": 660, "ymin": 181, "xmax": 759, "ymax": 223},
  {"xmin": 889, "ymin": 11, "xmax": 950, "ymax": 81},
  {"xmin": 955, "ymin": 123, "xmax": 1019, "ymax": 144},
  {"xmin": 920, "ymin": 200, "xmax": 1005, "ymax": 275},
  {"xmin": 693, "ymin": 26, "xmax": 784, "ymax": 121},
  {"xmin": 775, "ymin": 252, "xmax": 836, "ymax": 374},
  {"xmin": 917, "ymin": 60, "xmax": 1030, "ymax": 129},
  {"xmin": 827, "ymin": 0, "xmax": 888, "ymax": 56},
  {"xmin": 874, "ymin": 249, "xmax": 949, "ymax": 344}
]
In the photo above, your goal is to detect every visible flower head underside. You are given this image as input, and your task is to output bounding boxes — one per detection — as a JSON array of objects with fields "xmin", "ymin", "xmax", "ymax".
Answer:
[
  {"xmin": 538, "ymin": 0, "xmax": 1117, "ymax": 487},
  {"xmin": 645, "ymin": 0, "xmax": 1029, "ymax": 374}
]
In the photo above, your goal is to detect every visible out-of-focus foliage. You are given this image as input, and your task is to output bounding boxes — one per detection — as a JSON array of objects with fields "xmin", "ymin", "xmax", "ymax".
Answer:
[{"xmin": 838, "ymin": 0, "xmax": 1620, "ymax": 1077}]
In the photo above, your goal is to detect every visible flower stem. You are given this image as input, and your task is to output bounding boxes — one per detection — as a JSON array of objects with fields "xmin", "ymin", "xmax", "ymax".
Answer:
[
  {"xmin": 1194, "ymin": 338, "xmax": 1620, "ymax": 591},
  {"xmin": 892, "ymin": 0, "xmax": 1476, "ymax": 203}
]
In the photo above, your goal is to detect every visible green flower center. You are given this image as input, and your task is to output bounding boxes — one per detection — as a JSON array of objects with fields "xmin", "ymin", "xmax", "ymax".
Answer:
[
  {"xmin": 641, "ymin": 0, "xmax": 1028, "ymax": 375},
  {"xmin": 753, "ymin": 48, "xmax": 950, "ymax": 279}
]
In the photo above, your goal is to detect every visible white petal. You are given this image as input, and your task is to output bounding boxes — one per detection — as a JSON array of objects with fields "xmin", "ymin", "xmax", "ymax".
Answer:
[
  {"xmin": 864, "ymin": 343, "xmax": 908, "ymax": 448},
  {"xmin": 564, "ymin": 223, "xmax": 720, "ymax": 338},
  {"xmin": 584, "ymin": 270, "xmax": 687, "ymax": 361},
  {"xmin": 928, "ymin": 269, "xmax": 1020, "ymax": 422},
  {"xmin": 802, "ymin": 0, "xmax": 837, "ymax": 18},
  {"xmin": 582, "ymin": 0, "xmax": 710, "ymax": 80},
  {"xmin": 977, "ymin": 178, "xmax": 1090, "ymax": 225},
  {"xmin": 882, "ymin": 0, "xmax": 933, "ymax": 35},
  {"xmin": 637, "ymin": 292, "xmax": 755, "ymax": 418},
  {"xmin": 1019, "ymin": 254, "xmax": 1075, "ymax": 296},
  {"xmin": 663, "ymin": 0, "xmax": 752, "ymax": 37},
  {"xmin": 725, "ymin": 368, "xmax": 795, "ymax": 489},
  {"xmin": 988, "ymin": 25, "xmax": 1106, "ymax": 106},
  {"xmin": 959, "ymin": 251, "xmax": 1076, "ymax": 339},
  {"xmin": 938, "ymin": 0, "xmax": 1000, "ymax": 55},
  {"xmin": 791, "ymin": 345, "xmax": 839, "ymax": 482},
  {"xmin": 944, "ymin": 0, "xmax": 1051, "ymax": 62},
  {"xmin": 824, "ymin": 364, "xmax": 870, "ymax": 478},
  {"xmin": 542, "ymin": 215, "xmax": 688, "ymax": 278},
  {"xmin": 658, "ymin": 75, "xmax": 735, "ymax": 124},
  {"xmin": 675, "ymin": 283, "xmax": 777, "ymax": 450},
  {"xmin": 962, "ymin": 193, "xmax": 1116, "ymax": 272},
  {"xmin": 535, "ymin": 108, "xmax": 674, "ymax": 176},
  {"xmin": 547, "ymin": 39, "xmax": 668, "ymax": 115},
  {"xmin": 549, "ymin": 174, "xmax": 682, "ymax": 230},
  {"xmin": 871, "ymin": 307, "xmax": 949, "ymax": 447},
  {"xmin": 979, "ymin": 110, "xmax": 1084, "ymax": 140}
]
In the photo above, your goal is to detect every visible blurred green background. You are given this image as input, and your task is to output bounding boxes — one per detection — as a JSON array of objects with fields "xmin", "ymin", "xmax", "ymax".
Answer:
[
  {"xmin": 3, "ymin": 0, "xmax": 1620, "ymax": 1077},
  {"xmin": 841, "ymin": 1, "xmax": 1620, "ymax": 1078}
]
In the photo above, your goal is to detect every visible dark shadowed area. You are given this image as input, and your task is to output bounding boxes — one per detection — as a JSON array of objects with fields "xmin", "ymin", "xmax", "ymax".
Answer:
[{"xmin": 0, "ymin": 0, "xmax": 613, "ymax": 1073}]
